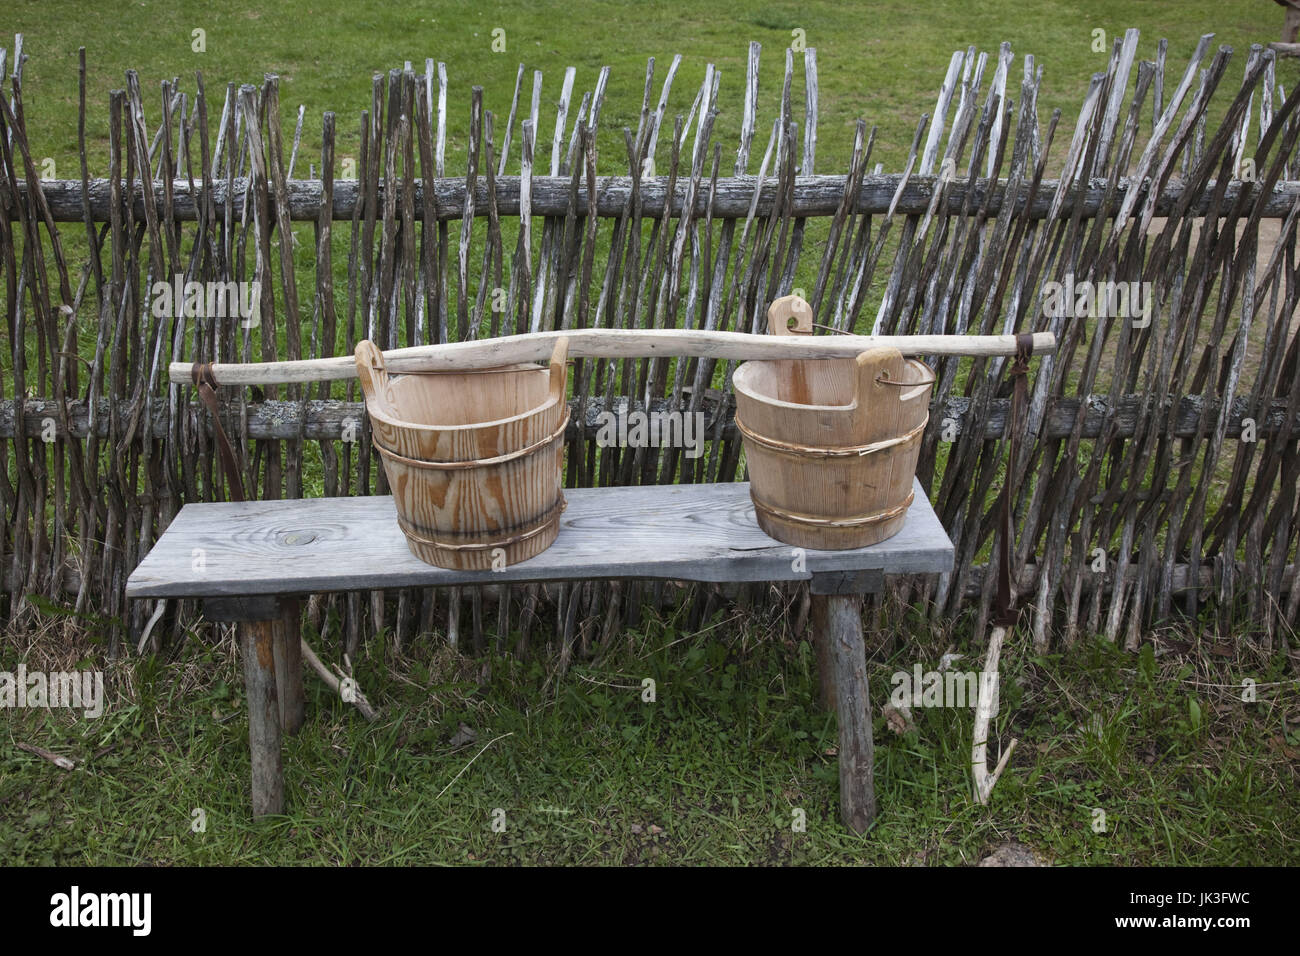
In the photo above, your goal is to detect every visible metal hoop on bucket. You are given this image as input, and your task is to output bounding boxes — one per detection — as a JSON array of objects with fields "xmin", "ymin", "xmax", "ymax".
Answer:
[
  {"xmin": 734, "ymin": 415, "xmax": 928, "ymax": 459},
  {"xmin": 371, "ymin": 411, "xmax": 570, "ymax": 471},
  {"xmin": 394, "ymin": 494, "xmax": 568, "ymax": 554},
  {"xmin": 749, "ymin": 490, "xmax": 915, "ymax": 529}
]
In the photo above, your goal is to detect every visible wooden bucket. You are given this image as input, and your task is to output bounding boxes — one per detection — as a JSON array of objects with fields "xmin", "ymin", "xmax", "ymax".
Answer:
[
  {"xmin": 733, "ymin": 296, "xmax": 935, "ymax": 550},
  {"xmin": 355, "ymin": 337, "xmax": 569, "ymax": 570}
]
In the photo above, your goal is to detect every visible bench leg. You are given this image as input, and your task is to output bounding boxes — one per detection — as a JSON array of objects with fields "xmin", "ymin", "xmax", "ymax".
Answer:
[
  {"xmin": 207, "ymin": 596, "xmax": 299, "ymax": 819},
  {"xmin": 811, "ymin": 590, "xmax": 877, "ymax": 834},
  {"xmin": 270, "ymin": 601, "xmax": 304, "ymax": 735},
  {"xmin": 240, "ymin": 619, "xmax": 284, "ymax": 818}
]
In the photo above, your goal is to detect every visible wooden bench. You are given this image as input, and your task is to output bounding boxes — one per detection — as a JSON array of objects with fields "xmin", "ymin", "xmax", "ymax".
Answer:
[{"xmin": 126, "ymin": 478, "xmax": 953, "ymax": 833}]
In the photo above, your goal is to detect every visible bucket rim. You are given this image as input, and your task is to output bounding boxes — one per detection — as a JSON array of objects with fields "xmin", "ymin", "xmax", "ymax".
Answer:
[
  {"xmin": 355, "ymin": 336, "xmax": 570, "ymax": 435},
  {"xmin": 363, "ymin": 366, "xmax": 566, "ymax": 435},
  {"xmin": 732, "ymin": 355, "xmax": 934, "ymax": 412}
]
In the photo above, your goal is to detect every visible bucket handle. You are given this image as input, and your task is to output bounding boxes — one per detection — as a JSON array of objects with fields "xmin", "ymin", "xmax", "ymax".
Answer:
[
  {"xmin": 355, "ymin": 339, "xmax": 395, "ymax": 413},
  {"xmin": 548, "ymin": 335, "xmax": 570, "ymax": 404},
  {"xmin": 872, "ymin": 358, "xmax": 937, "ymax": 400},
  {"xmin": 356, "ymin": 337, "xmax": 569, "ymax": 410},
  {"xmin": 767, "ymin": 295, "xmax": 814, "ymax": 336},
  {"xmin": 855, "ymin": 347, "xmax": 934, "ymax": 406}
]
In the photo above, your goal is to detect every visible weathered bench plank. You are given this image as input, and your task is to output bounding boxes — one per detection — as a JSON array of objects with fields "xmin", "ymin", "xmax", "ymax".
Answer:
[{"xmin": 127, "ymin": 478, "xmax": 952, "ymax": 598}]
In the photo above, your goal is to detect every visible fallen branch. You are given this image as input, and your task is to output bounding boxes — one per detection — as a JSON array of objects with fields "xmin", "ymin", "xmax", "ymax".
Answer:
[
  {"xmin": 136, "ymin": 598, "xmax": 167, "ymax": 655},
  {"xmin": 972, "ymin": 624, "xmax": 1018, "ymax": 805},
  {"xmin": 16, "ymin": 742, "xmax": 76, "ymax": 771},
  {"xmin": 300, "ymin": 638, "xmax": 380, "ymax": 722},
  {"xmin": 435, "ymin": 732, "xmax": 514, "ymax": 800}
]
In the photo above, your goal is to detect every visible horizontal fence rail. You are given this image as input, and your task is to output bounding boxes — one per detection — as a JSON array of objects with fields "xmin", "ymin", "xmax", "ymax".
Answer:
[
  {"xmin": 5, "ymin": 393, "xmax": 1299, "ymax": 442},
  {"xmin": 19, "ymin": 175, "xmax": 1300, "ymax": 222}
]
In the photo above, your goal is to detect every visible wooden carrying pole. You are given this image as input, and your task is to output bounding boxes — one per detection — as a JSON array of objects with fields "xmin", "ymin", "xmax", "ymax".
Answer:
[{"xmin": 170, "ymin": 328, "xmax": 1057, "ymax": 386}]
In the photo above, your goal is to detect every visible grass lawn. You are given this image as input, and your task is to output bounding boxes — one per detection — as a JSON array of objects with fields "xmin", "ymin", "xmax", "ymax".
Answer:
[
  {"xmin": 3, "ymin": 595, "xmax": 1297, "ymax": 865},
  {"xmin": 9, "ymin": 0, "xmax": 1297, "ymax": 178}
]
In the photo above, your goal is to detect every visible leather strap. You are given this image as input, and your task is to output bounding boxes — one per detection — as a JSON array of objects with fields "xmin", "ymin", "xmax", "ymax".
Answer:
[
  {"xmin": 993, "ymin": 332, "xmax": 1034, "ymax": 627},
  {"xmin": 192, "ymin": 363, "xmax": 246, "ymax": 502}
]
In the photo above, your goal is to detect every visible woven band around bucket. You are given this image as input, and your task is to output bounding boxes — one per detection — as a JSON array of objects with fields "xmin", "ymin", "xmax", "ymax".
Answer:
[
  {"xmin": 396, "ymin": 493, "xmax": 568, "ymax": 554},
  {"xmin": 751, "ymin": 488, "xmax": 915, "ymax": 529},
  {"xmin": 373, "ymin": 410, "xmax": 570, "ymax": 471},
  {"xmin": 735, "ymin": 414, "xmax": 928, "ymax": 458}
]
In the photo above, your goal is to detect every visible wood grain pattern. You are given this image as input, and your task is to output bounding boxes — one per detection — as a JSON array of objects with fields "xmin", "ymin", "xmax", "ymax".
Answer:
[{"xmin": 126, "ymin": 478, "xmax": 953, "ymax": 597}]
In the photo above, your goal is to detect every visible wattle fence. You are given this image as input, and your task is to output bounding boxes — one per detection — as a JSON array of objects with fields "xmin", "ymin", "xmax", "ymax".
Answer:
[{"xmin": 2, "ymin": 31, "xmax": 1299, "ymax": 656}]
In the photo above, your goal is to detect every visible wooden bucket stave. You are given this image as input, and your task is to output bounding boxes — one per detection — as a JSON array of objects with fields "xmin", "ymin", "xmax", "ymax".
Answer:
[
  {"xmin": 734, "ymin": 296, "xmax": 935, "ymax": 550},
  {"xmin": 356, "ymin": 337, "xmax": 569, "ymax": 570}
]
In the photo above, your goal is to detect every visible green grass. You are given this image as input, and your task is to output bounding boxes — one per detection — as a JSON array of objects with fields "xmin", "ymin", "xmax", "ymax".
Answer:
[
  {"xmin": 10, "ymin": 0, "xmax": 1296, "ymax": 180},
  {"xmin": 3, "ymin": 596, "xmax": 1296, "ymax": 865}
]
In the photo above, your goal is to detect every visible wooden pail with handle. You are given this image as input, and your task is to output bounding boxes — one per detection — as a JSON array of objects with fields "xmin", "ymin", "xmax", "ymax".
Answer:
[
  {"xmin": 355, "ymin": 337, "xmax": 569, "ymax": 570},
  {"xmin": 733, "ymin": 296, "xmax": 935, "ymax": 550}
]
